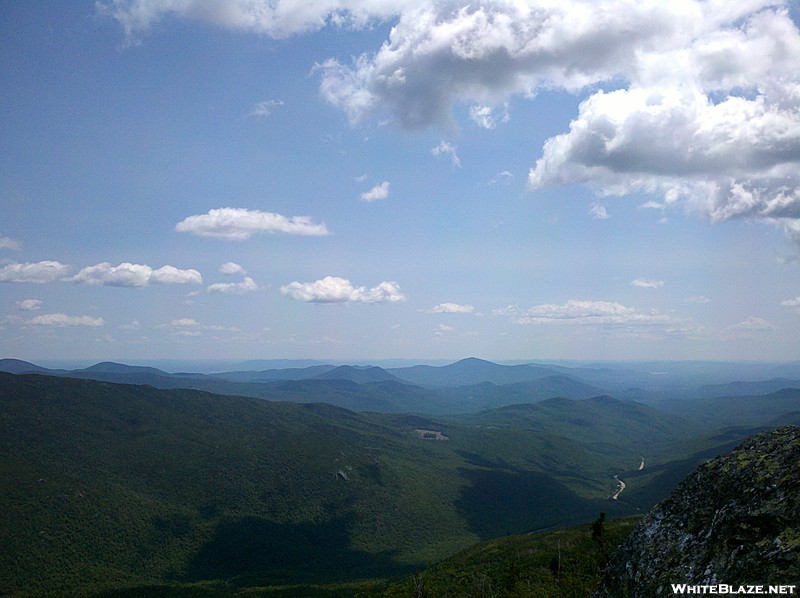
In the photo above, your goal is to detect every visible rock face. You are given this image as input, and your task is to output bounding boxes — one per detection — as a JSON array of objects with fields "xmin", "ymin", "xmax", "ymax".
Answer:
[{"xmin": 595, "ymin": 426, "xmax": 800, "ymax": 596}]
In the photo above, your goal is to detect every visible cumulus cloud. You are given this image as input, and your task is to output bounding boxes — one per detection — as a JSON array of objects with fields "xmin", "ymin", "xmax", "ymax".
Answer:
[
  {"xmin": 528, "ymin": 86, "xmax": 800, "ymax": 224},
  {"xmin": 29, "ymin": 313, "xmax": 104, "ymax": 327},
  {"xmin": 318, "ymin": 1, "xmax": 800, "ymax": 243},
  {"xmin": 431, "ymin": 141, "xmax": 461, "ymax": 168},
  {"xmin": 72, "ymin": 262, "xmax": 202, "ymax": 287},
  {"xmin": 431, "ymin": 302, "xmax": 474, "ymax": 314},
  {"xmin": 315, "ymin": 2, "xmax": 798, "ymax": 123},
  {"xmin": 360, "ymin": 181, "xmax": 390, "ymax": 202},
  {"xmin": 0, "ymin": 261, "xmax": 71, "ymax": 283},
  {"xmin": 207, "ymin": 276, "xmax": 259, "ymax": 295},
  {"xmin": 249, "ymin": 99, "xmax": 283, "ymax": 119},
  {"xmin": 280, "ymin": 276, "xmax": 405, "ymax": 303},
  {"xmin": 150, "ymin": 265, "xmax": 203, "ymax": 285},
  {"xmin": 175, "ymin": 207, "xmax": 330, "ymax": 240},
  {"xmin": 16, "ymin": 299, "xmax": 43, "ymax": 311},
  {"xmin": 499, "ymin": 299, "xmax": 675, "ymax": 326},
  {"xmin": 219, "ymin": 262, "xmax": 246, "ymax": 275},
  {"xmin": 0, "ymin": 236, "xmax": 21, "ymax": 251},
  {"xmin": 520, "ymin": 6, "xmax": 800, "ymax": 242},
  {"xmin": 781, "ymin": 296, "xmax": 800, "ymax": 309},
  {"xmin": 103, "ymin": 1, "xmax": 800, "ymax": 243},
  {"xmin": 315, "ymin": 1, "xmax": 741, "ymax": 128},
  {"xmin": 631, "ymin": 278, "xmax": 665, "ymax": 289}
]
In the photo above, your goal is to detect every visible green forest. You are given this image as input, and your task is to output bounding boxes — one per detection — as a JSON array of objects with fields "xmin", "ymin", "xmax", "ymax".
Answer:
[{"xmin": 2, "ymin": 364, "xmax": 799, "ymax": 595}]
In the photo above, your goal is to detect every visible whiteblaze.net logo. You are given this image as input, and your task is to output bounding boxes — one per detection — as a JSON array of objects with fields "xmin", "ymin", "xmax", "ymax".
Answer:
[{"xmin": 671, "ymin": 584, "xmax": 797, "ymax": 595}]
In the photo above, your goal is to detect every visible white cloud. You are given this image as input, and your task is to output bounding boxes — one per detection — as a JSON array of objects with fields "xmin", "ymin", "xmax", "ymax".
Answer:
[
  {"xmin": 434, "ymin": 323, "xmax": 455, "ymax": 336},
  {"xmin": 120, "ymin": 319, "xmax": 141, "ymax": 330},
  {"xmin": 150, "ymin": 265, "xmax": 203, "ymax": 285},
  {"xmin": 170, "ymin": 318, "xmax": 199, "ymax": 327},
  {"xmin": 167, "ymin": 318, "xmax": 241, "ymax": 336},
  {"xmin": 431, "ymin": 141, "xmax": 461, "ymax": 168},
  {"xmin": 520, "ymin": 4, "xmax": 800, "ymax": 242},
  {"xmin": 431, "ymin": 302, "xmax": 474, "ymax": 314},
  {"xmin": 0, "ymin": 261, "xmax": 71, "ymax": 283},
  {"xmin": 631, "ymin": 278, "xmax": 665, "ymax": 289},
  {"xmin": 728, "ymin": 316, "xmax": 777, "ymax": 331},
  {"xmin": 501, "ymin": 299, "xmax": 675, "ymax": 326},
  {"xmin": 316, "ymin": 1, "xmax": 776, "ymax": 129},
  {"xmin": 685, "ymin": 295, "xmax": 712, "ymax": 304},
  {"xmin": 249, "ymin": 99, "xmax": 283, "ymax": 119},
  {"xmin": 360, "ymin": 181, "xmax": 390, "ymax": 202},
  {"xmin": 528, "ymin": 87, "xmax": 800, "ymax": 225},
  {"xmin": 207, "ymin": 276, "xmax": 259, "ymax": 295},
  {"xmin": 781, "ymin": 296, "xmax": 800, "ymax": 308},
  {"xmin": 0, "ymin": 236, "xmax": 21, "ymax": 251},
  {"xmin": 317, "ymin": 1, "xmax": 800, "ymax": 244},
  {"xmin": 219, "ymin": 262, "xmax": 246, "ymax": 275},
  {"xmin": 29, "ymin": 313, "xmax": 104, "ymax": 327},
  {"xmin": 209, "ymin": 263, "xmax": 259, "ymax": 295},
  {"xmin": 102, "ymin": 2, "xmax": 800, "ymax": 243},
  {"xmin": 99, "ymin": 0, "xmax": 413, "ymax": 42},
  {"xmin": 489, "ymin": 170, "xmax": 514, "ymax": 185},
  {"xmin": 16, "ymin": 299, "xmax": 43, "ymax": 311},
  {"xmin": 589, "ymin": 203, "xmax": 610, "ymax": 220},
  {"xmin": 280, "ymin": 276, "xmax": 405, "ymax": 303},
  {"xmin": 469, "ymin": 103, "xmax": 509, "ymax": 129},
  {"xmin": 175, "ymin": 207, "xmax": 330, "ymax": 240},
  {"xmin": 72, "ymin": 262, "xmax": 202, "ymax": 287}
]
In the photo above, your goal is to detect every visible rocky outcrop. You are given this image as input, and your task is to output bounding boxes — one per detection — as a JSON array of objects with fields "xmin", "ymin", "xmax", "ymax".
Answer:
[{"xmin": 595, "ymin": 426, "xmax": 800, "ymax": 596}]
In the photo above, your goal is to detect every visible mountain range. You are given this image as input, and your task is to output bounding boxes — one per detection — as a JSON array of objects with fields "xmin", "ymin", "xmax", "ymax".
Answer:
[
  {"xmin": 4, "ymin": 356, "xmax": 800, "ymax": 416},
  {"xmin": 2, "ymin": 357, "xmax": 800, "ymax": 594}
]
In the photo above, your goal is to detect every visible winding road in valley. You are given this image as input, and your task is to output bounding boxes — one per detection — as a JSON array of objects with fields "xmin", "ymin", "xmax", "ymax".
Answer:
[
  {"xmin": 612, "ymin": 475, "xmax": 626, "ymax": 500},
  {"xmin": 612, "ymin": 456, "xmax": 644, "ymax": 500}
]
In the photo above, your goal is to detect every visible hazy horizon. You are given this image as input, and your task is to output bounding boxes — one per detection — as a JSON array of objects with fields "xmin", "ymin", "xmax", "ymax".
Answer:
[
  {"xmin": 7, "ymin": 354, "xmax": 800, "ymax": 377},
  {"xmin": 3, "ymin": 2, "xmax": 800, "ymax": 363}
]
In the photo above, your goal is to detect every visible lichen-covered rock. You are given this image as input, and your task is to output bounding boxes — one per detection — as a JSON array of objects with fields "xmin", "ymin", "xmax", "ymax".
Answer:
[{"xmin": 595, "ymin": 426, "xmax": 800, "ymax": 597}]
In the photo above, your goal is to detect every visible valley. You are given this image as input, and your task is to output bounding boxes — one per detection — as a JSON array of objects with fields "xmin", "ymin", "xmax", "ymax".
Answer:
[{"xmin": 1, "ymin": 357, "xmax": 800, "ymax": 595}]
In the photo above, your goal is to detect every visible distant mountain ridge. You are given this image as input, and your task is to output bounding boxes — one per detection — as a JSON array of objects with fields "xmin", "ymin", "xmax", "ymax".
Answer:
[
  {"xmin": 0, "ymin": 357, "xmax": 602, "ymax": 414},
  {"xmin": 79, "ymin": 361, "xmax": 174, "ymax": 376},
  {"xmin": 0, "ymin": 358, "xmax": 52, "ymax": 374},
  {"xmin": 5, "ymin": 357, "xmax": 800, "ymax": 420},
  {"xmin": 211, "ymin": 364, "xmax": 337, "ymax": 382},
  {"xmin": 387, "ymin": 357, "xmax": 565, "ymax": 386},
  {"xmin": 312, "ymin": 365, "xmax": 402, "ymax": 383}
]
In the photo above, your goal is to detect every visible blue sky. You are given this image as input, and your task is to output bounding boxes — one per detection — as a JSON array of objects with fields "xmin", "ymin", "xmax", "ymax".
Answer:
[{"xmin": 2, "ymin": 1, "xmax": 800, "ymax": 363}]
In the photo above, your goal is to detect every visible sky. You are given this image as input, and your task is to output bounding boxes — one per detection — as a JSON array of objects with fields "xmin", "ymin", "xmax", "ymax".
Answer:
[{"xmin": 2, "ymin": 0, "xmax": 800, "ymax": 364}]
